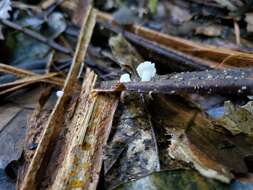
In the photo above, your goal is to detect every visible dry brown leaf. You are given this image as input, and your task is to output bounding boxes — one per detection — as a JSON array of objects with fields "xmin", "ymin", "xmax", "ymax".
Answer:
[
  {"xmin": 216, "ymin": 101, "xmax": 253, "ymax": 136},
  {"xmin": 0, "ymin": 109, "xmax": 30, "ymax": 169}
]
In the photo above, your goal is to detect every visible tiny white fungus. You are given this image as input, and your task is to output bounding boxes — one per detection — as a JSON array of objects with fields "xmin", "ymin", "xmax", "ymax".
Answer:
[
  {"xmin": 119, "ymin": 73, "xmax": 131, "ymax": 83},
  {"xmin": 136, "ymin": 61, "xmax": 156, "ymax": 82},
  {"xmin": 242, "ymin": 86, "xmax": 247, "ymax": 90},
  {"xmin": 56, "ymin": 90, "xmax": 64, "ymax": 97}
]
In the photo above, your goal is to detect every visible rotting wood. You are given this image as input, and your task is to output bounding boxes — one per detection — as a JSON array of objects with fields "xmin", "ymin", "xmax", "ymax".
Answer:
[
  {"xmin": 17, "ymin": 87, "xmax": 53, "ymax": 189},
  {"xmin": 0, "ymin": 63, "xmax": 64, "ymax": 86},
  {"xmin": 149, "ymin": 94, "xmax": 253, "ymax": 184},
  {"xmin": 51, "ymin": 69, "xmax": 119, "ymax": 190},
  {"xmin": 96, "ymin": 11, "xmax": 253, "ymax": 68},
  {"xmin": 20, "ymin": 6, "xmax": 96, "ymax": 190},
  {"xmin": 96, "ymin": 69, "xmax": 253, "ymax": 95}
]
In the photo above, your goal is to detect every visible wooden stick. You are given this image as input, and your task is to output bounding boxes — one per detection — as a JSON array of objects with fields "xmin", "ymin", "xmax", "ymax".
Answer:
[
  {"xmin": 0, "ymin": 73, "xmax": 57, "ymax": 89},
  {"xmin": 0, "ymin": 73, "xmax": 58, "ymax": 96},
  {"xmin": 117, "ymin": 29, "xmax": 218, "ymax": 70},
  {"xmin": 51, "ymin": 70, "xmax": 119, "ymax": 190},
  {"xmin": 0, "ymin": 63, "xmax": 64, "ymax": 86},
  {"xmin": 96, "ymin": 69, "xmax": 253, "ymax": 95}
]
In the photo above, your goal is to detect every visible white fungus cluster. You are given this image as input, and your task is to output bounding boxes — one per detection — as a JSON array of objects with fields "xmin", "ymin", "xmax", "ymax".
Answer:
[{"xmin": 119, "ymin": 61, "xmax": 156, "ymax": 82}]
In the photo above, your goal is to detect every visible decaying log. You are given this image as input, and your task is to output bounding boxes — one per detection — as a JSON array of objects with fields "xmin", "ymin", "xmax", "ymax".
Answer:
[
  {"xmin": 19, "ymin": 5, "xmax": 120, "ymax": 190},
  {"xmin": 20, "ymin": 6, "xmax": 96, "ymax": 190},
  {"xmin": 17, "ymin": 87, "xmax": 53, "ymax": 189},
  {"xmin": 51, "ymin": 70, "xmax": 119, "ymax": 189},
  {"xmin": 96, "ymin": 11, "xmax": 253, "ymax": 68}
]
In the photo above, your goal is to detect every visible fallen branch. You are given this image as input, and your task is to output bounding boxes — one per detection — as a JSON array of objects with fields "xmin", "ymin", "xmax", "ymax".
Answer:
[
  {"xmin": 111, "ymin": 28, "xmax": 218, "ymax": 70},
  {"xmin": 96, "ymin": 11, "xmax": 253, "ymax": 68},
  {"xmin": 73, "ymin": 18, "xmax": 218, "ymax": 70},
  {"xmin": 95, "ymin": 69, "xmax": 253, "ymax": 95}
]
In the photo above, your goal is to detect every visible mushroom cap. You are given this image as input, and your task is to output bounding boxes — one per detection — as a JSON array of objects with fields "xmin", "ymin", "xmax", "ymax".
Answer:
[
  {"xmin": 120, "ymin": 73, "xmax": 131, "ymax": 83},
  {"xmin": 136, "ymin": 61, "xmax": 156, "ymax": 81}
]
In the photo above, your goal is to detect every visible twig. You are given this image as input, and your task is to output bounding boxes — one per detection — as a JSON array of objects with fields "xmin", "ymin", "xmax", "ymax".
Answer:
[
  {"xmin": 40, "ymin": 0, "xmax": 64, "ymax": 10},
  {"xmin": 97, "ymin": 18, "xmax": 221, "ymax": 70},
  {"xmin": 0, "ymin": 71, "xmax": 66, "ymax": 96},
  {"xmin": 72, "ymin": 20, "xmax": 217, "ymax": 70},
  {"xmin": 118, "ymin": 28, "xmax": 216, "ymax": 70},
  {"xmin": 0, "ymin": 73, "xmax": 58, "ymax": 96},
  {"xmin": 96, "ymin": 10, "xmax": 253, "ymax": 67},
  {"xmin": 95, "ymin": 69, "xmax": 253, "ymax": 95},
  {"xmin": 12, "ymin": 1, "xmax": 42, "ymax": 13},
  {"xmin": 0, "ymin": 63, "xmax": 64, "ymax": 86},
  {"xmin": 0, "ymin": 19, "xmax": 73, "ymax": 55},
  {"xmin": 234, "ymin": 20, "xmax": 241, "ymax": 46},
  {"xmin": 40, "ymin": 0, "xmax": 65, "ymax": 18},
  {"xmin": 46, "ymin": 51, "xmax": 55, "ymax": 73}
]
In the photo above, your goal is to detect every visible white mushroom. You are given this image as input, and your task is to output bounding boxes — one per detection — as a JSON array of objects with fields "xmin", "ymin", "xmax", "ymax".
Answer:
[
  {"xmin": 56, "ymin": 90, "xmax": 64, "ymax": 97},
  {"xmin": 120, "ymin": 73, "xmax": 131, "ymax": 83},
  {"xmin": 136, "ymin": 61, "xmax": 156, "ymax": 81}
]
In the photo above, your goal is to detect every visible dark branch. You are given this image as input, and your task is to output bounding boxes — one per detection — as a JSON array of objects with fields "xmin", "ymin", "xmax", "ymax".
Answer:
[
  {"xmin": 96, "ymin": 21, "xmax": 219, "ymax": 71},
  {"xmin": 95, "ymin": 69, "xmax": 253, "ymax": 95}
]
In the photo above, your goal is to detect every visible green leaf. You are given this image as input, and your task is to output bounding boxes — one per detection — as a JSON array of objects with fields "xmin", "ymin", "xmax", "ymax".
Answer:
[{"xmin": 148, "ymin": 0, "xmax": 158, "ymax": 15}]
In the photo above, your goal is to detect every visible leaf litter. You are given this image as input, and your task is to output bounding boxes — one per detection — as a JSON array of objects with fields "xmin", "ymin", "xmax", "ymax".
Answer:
[{"xmin": 0, "ymin": 0, "xmax": 253, "ymax": 190}]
